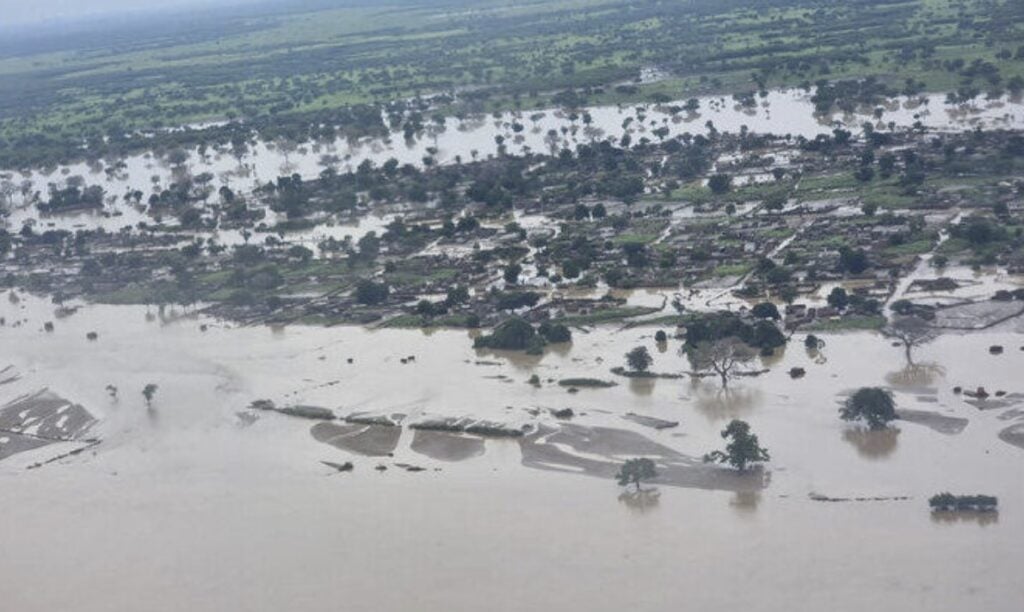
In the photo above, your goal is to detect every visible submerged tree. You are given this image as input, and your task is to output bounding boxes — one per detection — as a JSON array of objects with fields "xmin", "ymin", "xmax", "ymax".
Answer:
[
  {"xmin": 703, "ymin": 419, "xmax": 770, "ymax": 471},
  {"xmin": 142, "ymin": 383, "xmax": 159, "ymax": 408},
  {"xmin": 616, "ymin": 458, "xmax": 658, "ymax": 491},
  {"xmin": 883, "ymin": 315, "xmax": 937, "ymax": 365},
  {"xmin": 840, "ymin": 387, "xmax": 897, "ymax": 429},
  {"xmin": 686, "ymin": 338, "xmax": 757, "ymax": 388},
  {"xmin": 625, "ymin": 346, "xmax": 653, "ymax": 373}
]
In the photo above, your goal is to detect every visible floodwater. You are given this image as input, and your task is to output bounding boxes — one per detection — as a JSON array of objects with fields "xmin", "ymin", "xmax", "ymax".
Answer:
[
  {"xmin": 1, "ymin": 290, "xmax": 1022, "ymax": 611},
  {"xmin": 3, "ymin": 89, "xmax": 1022, "ymax": 234}
]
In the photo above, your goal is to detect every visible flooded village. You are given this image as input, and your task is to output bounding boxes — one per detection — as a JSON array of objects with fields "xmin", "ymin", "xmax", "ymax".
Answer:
[
  {"xmin": 3, "ymin": 87, "xmax": 1023, "ymax": 611},
  {"xmin": 2, "ymin": 1, "xmax": 1024, "ymax": 610}
]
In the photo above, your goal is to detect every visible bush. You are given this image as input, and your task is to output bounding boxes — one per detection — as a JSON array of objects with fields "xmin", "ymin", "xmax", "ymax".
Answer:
[{"xmin": 929, "ymin": 493, "xmax": 998, "ymax": 512}]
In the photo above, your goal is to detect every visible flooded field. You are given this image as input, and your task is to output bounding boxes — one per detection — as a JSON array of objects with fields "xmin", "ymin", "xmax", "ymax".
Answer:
[
  {"xmin": 3, "ymin": 89, "xmax": 1023, "ymax": 235},
  {"xmin": 1, "ymin": 291, "xmax": 1022, "ymax": 611}
]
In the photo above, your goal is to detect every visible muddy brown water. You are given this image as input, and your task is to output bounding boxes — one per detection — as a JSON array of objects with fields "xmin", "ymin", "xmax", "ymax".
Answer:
[{"xmin": 1, "ymin": 291, "xmax": 1022, "ymax": 611}]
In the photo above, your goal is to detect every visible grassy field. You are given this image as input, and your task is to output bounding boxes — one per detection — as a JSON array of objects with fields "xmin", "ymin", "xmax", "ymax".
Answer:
[{"xmin": 0, "ymin": 0, "xmax": 1022, "ymax": 166}]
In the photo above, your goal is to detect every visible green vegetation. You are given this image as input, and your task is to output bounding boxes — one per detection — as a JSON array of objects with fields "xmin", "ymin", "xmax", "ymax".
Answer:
[
  {"xmin": 2, "ymin": 0, "xmax": 1023, "ymax": 166},
  {"xmin": 703, "ymin": 419, "xmax": 770, "ymax": 471},
  {"xmin": 928, "ymin": 493, "xmax": 998, "ymax": 512},
  {"xmin": 686, "ymin": 338, "xmax": 758, "ymax": 388},
  {"xmin": 473, "ymin": 317, "xmax": 544, "ymax": 353},
  {"xmin": 840, "ymin": 387, "xmax": 897, "ymax": 429},
  {"xmin": 625, "ymin": 346, "xmax": 654, "ymax": 373},
  {"xmin": 553, "ymin": 306, "xmax": 661, "ymax": 327},
  {"xmin": 616, "ymin": 458, "xmax": 658, "ymax": 491},
  {"xmin": 558, "ymin": 378, "xmax": 618, "ymax": 388}
]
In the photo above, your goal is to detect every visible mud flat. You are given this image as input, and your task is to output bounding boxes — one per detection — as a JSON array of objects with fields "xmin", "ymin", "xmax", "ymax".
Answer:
[
  {"xmin": 932, "ymin": 301, "xmax": 1024, "ymax": 330},
  {"xmin": 410, "ymin": 429, "xmax": 486, "ymax": 462},
  {"xmin": 520, "ymin": 423, "xmax": 766, "ymax": 492},
  {"xmin": 897, "ymin": 409, "xmax": 969, "ymax": 435},
  {"xmin": 311, "ymin": 422, "xmax": 402, "ymax": 457},
  {"xmin": 998, "ymin": 423, "xmax": 1024, "ymax": 451},
  {"xmin": 622, "ymin": 413, "xmax": 679, "ymax": 430},
  {"xmin": 0, "ymin": 389, "xmax": 96, "ymax": 461}
]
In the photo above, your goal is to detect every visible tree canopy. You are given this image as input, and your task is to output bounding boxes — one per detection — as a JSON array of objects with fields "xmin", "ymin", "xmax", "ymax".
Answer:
[
  {"xmin": 840, "ymin": 387, "xmax": 897, "ymax": 429},
  {"xmin": 703, "ymin": 420, "xmax": 770, "ymax": 471}
]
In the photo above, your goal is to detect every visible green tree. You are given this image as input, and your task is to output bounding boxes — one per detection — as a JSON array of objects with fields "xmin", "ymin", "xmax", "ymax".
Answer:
[
  {"xmin": 504, "ymin": 262, "xmax": 522, "ymax": 285},
  {"xmin": 445, "ymin": 285, "xmax": 470, "ymax": 306},
  {"xmin": 538, "ymin": 321, "xmax": 572, "ymax": 343},
  {"xmin": 827, "ymin": 287, "xmax": 849, "ymax": 310},
  {"xmin": 355, "ymin": 279, "xmax": 390, "ymax": 305},
  {"xmin": 687, "ymin": 338, "xmax": 756, "ymax": 388},
  {"xmin": 838, "ymin": 247, "xmax": 869, "ymax": 274},
  {"xmin": 625, "ymin": 346, "xmax": 653, "ymax": 373},
  {"xmin": 707, "ymin": 173, "xmax": 732, "ymax": 194},
  {"xmin": 616, "ymin": 458, "xmax": 658, "ymax": 491},
  {"xmin": 840, "ymin": 387, "xmax": 897, "ymax": 429},
  {"xmin": 883, "ymin": 316, "xmax": 936, "ymax": 364},
  {"xmin": 703, "ymin": 420, "xmax": 769, "ymax": 471},
  {"xmin": 751, "ymin": 302, "xmax": 780, "ymax": 320}
]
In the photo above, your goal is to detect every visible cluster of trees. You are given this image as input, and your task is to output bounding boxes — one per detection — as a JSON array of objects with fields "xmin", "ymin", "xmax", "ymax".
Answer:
[
  {"xmin": 684, "ymin": 311, "xmax": 787, "ymax": 353},
  {"xmin": 472, "ymin": 316, "xmax": 571, "ymax": 354}
]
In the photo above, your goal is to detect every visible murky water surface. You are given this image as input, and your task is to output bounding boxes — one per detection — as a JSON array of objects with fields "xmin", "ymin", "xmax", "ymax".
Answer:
[{"xmin": 1, "ymin": 291, "xmax": 1022, "ymax": 611}]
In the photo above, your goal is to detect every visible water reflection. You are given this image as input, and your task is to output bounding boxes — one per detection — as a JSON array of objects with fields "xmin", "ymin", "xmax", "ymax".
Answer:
[
  {"xmin": 627, "ymin": 376, "xmax": 656, "ymax": 397},
  {"xmin": 805, "ymin": 345, "xmax": 828, "ymax": 364},
  {"xmin": 842, "ymin": 426, "xmax": 900, "ymax": 460},
  {"xmin": 546, "ymin": 341, "xmax": 573, "ymax": 358},
  {"xmin": 729, "ymin": 490, "xmax": 762, "ymax": 515},
  {"xmin": 617, "ymin": 487, "xmax": 661, "ymax": 513},
  {"xmin": 474, "ymin": 347, "xmax": 545, "ymax": 371},
  {"xmin": 930, "ymin": 510, "xmax": 999, "ymax": 527},
  {"xmin": 885, "ymin": 362, "xmax": 946, "ymax": 388},
  {"xmin": 689, "ymin": 380, "xmax": 762, "ymax": 421},
  {"xmin": 759, "ymin": 345, "xmax": 787, "ymax": 368}
]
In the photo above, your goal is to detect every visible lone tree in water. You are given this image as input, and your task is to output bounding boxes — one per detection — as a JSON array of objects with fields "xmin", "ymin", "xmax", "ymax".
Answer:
[
  {"xmin": 142, "ymin": 384, "xmax": 158, "ymax": 408},
  {"xmin": 840, "ymin": 387, "xmax": 897, "ymax": 429},
  {"xmin": 703, "ymin": 419, "xmax": 770, "ymax": 471},
  {"xmin": 883, "ymin": 315, "xmax": 936, "ymax": 365},
  {"xmin": 686, "ymin": 338, "xmax": 757, "ymax": 388},
  {"xmin": 625, "ymin": 346, "xmax": 654, "ymax": 373},
  {"xmin": 616, "ymin": 458, "xmax": 658, "ymax": 491}
]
